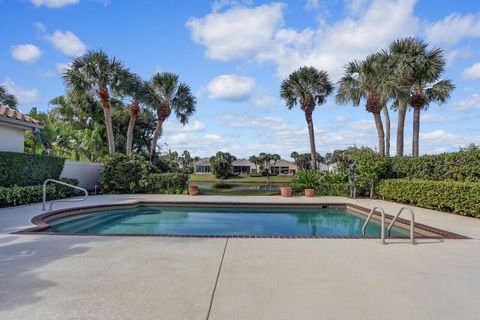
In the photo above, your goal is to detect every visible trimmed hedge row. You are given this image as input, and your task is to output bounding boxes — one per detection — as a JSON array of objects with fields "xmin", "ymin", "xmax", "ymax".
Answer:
[
  {"xmin": 0, "ymin": 178, "xmax": 79, "ymax": 207},
  {"xmin": 0, "ymin": 151, "xmax": 65, "ymax": 187},
  {"xmin": 387, "ymin": 149, "xmax": 480, "ymax": 181},
  {"xmin": 377, "ymin": 179, "xmax": 480, "ymax": 218}
]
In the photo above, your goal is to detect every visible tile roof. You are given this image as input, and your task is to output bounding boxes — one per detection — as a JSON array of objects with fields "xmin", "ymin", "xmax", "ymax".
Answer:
[{"xmin": 0, "ymin": 104, "xmax": 42, "ymax": 127}]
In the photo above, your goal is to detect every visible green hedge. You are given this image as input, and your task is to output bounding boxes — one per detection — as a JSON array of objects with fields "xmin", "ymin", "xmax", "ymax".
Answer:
[
  {"xmin": 377, "ymin": 179, "xmax": 480, "ymax": 218},
  {"xmin": 387, "ymin": 149, "xmax": 480, "ymax": 181},
  {"xmin": 315, "ymin": 183, "xmax": 350, "ymax": 197},
  {"xmin": 0, "ymin": 178, "xmax": 79, "ymax": 207},
  {"xmin": 145, "ymin": 173, "xmax": 189, "ymax": 194},
  {"xmin": 0, "ymin": 151, "xmax": 65, "ymax": 187}
]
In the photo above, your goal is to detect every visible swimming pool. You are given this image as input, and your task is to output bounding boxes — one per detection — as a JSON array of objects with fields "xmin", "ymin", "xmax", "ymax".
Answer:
[{"xmin": 43, "ymin": 205, "xmax": 414, "ymax": 237}]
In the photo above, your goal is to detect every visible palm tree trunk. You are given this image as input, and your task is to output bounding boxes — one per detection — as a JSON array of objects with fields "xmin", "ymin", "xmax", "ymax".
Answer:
[
  {"xmin": 305, "ymin": 111, "xmax": 317, "ymax": 170},
  {"xmin": 412, "ymin": 107, "xmax": 420, "ymax": 157},
  {"xmin": 373, "ymin": 111, "xmax": 385, "ymax": 156},
  {"xmin": 382, "ymin": 105, "xmax": 390, "ymax": 157},
  {"xmin": 126, "ymin": 102, "xmax": 139, "ymax": 154},
  {"xmin": 98, "ymin": 87, "xmax": 115, "ymax": 154},
  {"xmin": 396, "ymin": 100, "xmax": 407, "ymax": 156},
  {"xmin": 150, "ymin": 117, "xmax": 166, "ymax": 161}
]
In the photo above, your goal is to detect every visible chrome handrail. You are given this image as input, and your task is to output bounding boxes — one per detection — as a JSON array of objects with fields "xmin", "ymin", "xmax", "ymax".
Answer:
[
  {"xmin": 387, "ymin": 207, "xmax": 416, "ymax": 245},
  {"xmin": 361, "ymin": 206, "xmax": 386, "ymax": 245},
  {"xmin": 42, "ymin": 179, "xmax": 88, "ymax": 211}
]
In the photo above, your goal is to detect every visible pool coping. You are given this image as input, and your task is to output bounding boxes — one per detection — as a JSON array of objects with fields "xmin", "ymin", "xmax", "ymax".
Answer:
[{"xmin": 14, "ymin": 201, "xmax": 470, "ymax": 239}]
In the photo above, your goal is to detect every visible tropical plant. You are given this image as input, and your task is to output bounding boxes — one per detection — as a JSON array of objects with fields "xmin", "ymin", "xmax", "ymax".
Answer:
[
  {"xmin": 248, "ymin": 155, "xmax": 262, "ymax": 173},
  {"xmin": 180, "ymin": 150, "xmax": 194, "ymax": 173},
  {"xmin": 0, "ymin": 85, "xmax": 18, "ymax": 109},
  {"xmin": 281, "ymin": 66, "xmax": 333, "ymax": 169},
  {"xmin": 337, "ymin": 54, "xmax": 400, "ymax": 156},
  {"xmin": 209, "ymin": 151, "xmax": 236, "ymax": 179},
  {"xmin": 116, "ymin": 71, "xmax": 148, "ymax": 153},
  {"xmin": 62, "ymin": 50, "xmax": 127, "ymax": 154},
  {"xmin": 388, "ymin": 37, "xmax": 454, "ymax": 156},
  {"xmin": 146, "ymin": 72, "xmax": 196, "ymax": 160},
  {"xmin": 291, "ymin": 170, "xmax": 322, "ymax": 190}
]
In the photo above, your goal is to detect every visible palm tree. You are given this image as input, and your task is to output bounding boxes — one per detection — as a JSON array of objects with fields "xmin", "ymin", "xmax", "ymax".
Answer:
[
  {"xmin": 146, "ymin": 72, "xmax": 196, "ymax": 160},
  {"xmin": 336, "ymin": 54, "xmax": 397, "ymax": 156},
  {"xmin": 389, "ymin": 38, "xmax": 454, "ymax": 156},
  {"xmin": 280, "ymin": 66, "xmax": 333, "ymax": 169},
  {"xmin": 0, "ymin": 85, "xmax": 17, "ymax": 109},
  {"xmin": 388, "ymin": 38, "xmax": 428, "ymax": 156},
  {"xmin": 62, "ymin": 50, "xmax": 126, "ymax": 154},
  {"xmin": 117, "ymin": 71, "xmax": 147, "ymax": 153}
]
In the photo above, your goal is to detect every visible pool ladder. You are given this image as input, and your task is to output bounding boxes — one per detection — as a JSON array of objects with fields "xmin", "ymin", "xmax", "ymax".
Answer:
[
  {"xmin": 361, "ymin": 206, "xmax": 416, "ymax": 245},
  {"xmin": 42, "ymin": 179, "xmax": 88, "ymax": 211}
]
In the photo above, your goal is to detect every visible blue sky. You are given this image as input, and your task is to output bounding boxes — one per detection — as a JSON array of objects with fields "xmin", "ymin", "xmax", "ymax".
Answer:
[{"xmin": 1, "ymin": 0, "xmax": 480, "ymax": 159}]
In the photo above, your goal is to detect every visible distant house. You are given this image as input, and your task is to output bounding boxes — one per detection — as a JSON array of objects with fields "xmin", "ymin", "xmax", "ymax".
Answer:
[
  {"xmin": 0, "ymin": 105, "xmax": 43, "ymax": 153},
  {"xmin": 193, "ymin": 157, "xmax": 297, "ymax": 175}
]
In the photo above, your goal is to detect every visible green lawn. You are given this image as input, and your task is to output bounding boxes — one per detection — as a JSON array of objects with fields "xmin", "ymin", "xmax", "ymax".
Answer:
[{"xmin": 189, "ymin": 174, "xmax": 292, "ymax": 184}]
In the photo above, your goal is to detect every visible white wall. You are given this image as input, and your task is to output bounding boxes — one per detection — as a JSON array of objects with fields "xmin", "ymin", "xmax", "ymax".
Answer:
[
  {"xmin": 0, "ymin": 125, "xmax": 25, "ymax": 153},
  {"xmin": 60, "ymin": 160, "xmax": 103, "ymax": 190}
]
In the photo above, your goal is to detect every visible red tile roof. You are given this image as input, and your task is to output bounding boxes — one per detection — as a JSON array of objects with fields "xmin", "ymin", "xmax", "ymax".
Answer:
[{"xmin": 0, "ymin": 104, "xmax": 42, "ymax": 127}]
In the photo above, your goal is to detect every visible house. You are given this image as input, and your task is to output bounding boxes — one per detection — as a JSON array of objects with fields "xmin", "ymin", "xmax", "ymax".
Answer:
[
  {"xmin": 193, "ymin": 157, "xmax": 297, "ymax": 175},
  {"xmin": 0, "ymin": 105, "xmax": 43, "ymax": 153}
]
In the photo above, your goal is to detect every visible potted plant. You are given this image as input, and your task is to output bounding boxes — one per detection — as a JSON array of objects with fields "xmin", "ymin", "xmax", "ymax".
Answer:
[
  {"xmin": 291, "ymin": 170, "xmax": 321, "ymax": 197},
  {"xmin": 188, "ymin": 185, "xmax": 199, "ymax": 196},
  {"xmin": 280, "ymin": 184, "xmax": 293, "ymax": 197}
]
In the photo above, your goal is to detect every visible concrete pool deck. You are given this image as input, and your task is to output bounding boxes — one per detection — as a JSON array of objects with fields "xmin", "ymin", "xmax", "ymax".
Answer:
[{"xmin": 1, "ymin": 195, "xmax": 480, "ymax": 319}]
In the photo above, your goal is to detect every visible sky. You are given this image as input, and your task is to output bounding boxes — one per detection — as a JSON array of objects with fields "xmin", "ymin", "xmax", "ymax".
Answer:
[{"xmin": 1, "ymin": 0, "xmax": 480, "ymax": 159}]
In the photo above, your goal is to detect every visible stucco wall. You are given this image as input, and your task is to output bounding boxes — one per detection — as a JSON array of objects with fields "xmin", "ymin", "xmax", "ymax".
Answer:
[
  {"xmin": 60, "ymin": 160, "xmax": 103, "ymax": 190},
  {"xmin": 0, "ymin": 125, "xmax": 25, "ymax": 153}
]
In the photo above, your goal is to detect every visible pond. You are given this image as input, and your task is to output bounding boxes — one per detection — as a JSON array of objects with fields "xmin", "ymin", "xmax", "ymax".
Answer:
[{"xmin": 194, "ymin": 182, "xmax": 281, "ymax": 191}]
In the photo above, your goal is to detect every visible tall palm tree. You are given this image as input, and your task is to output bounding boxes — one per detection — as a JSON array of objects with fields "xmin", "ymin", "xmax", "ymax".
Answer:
[
  {"xmin": 389, "ymin": 38, "xmax": 454, "ymax": 156},
  {"xmin": 117, "ymin": 71, "xmax": 147, "ymax": 153},
  {"xmin": 146, "ymin": 72, "xmax": 196, "ymax": 160},
  {"xmin": 280, "ymin": 66, "xmax": 333, "ymax": 169},
  {"xmin": 0, "ymin": 85, "xmax": 17, "ymax": 109},
  {"xmin": 62, "ymin": 50, "xmax": 126, "ymax": 154},
  {"xmin": 388, "ymin": 38, "xmax": 429, "ymax": 156},
  {"xmin": 336, "ymin": 54, "xmax": 397, "ymax": 156}
]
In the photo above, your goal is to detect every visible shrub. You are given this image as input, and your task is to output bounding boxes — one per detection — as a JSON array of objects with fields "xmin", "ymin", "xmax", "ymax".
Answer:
[
  {"xmin": 0, "ymin": 178, "xmax": 79, "ymax": 207},
  {"xmin": 212, "ymin": 182, "xmax": 233, "ymax": 189},
  {"xmin": 315, "ymin": 183, "xmax": 349, "ymax": 197},
  {"xmin": 291, "ymin": 170, "xmax": 322, "ymax": 190},
  {"xmin": 387, "ymin": 148, "xmax": 480, "ymax": 181},
  {"xmin": 100, "ymin": 154, "xmax": 155, "ymax": 193},
  {"xmin": 0, "ymin": 151, "xmax": 65, "ymax": 187},
  {"xmin": 144, "ymin": 173, "xmax": 189, "ymax": 194},
  {"xmin": 377, "ymin": 179, "xmax": 480, "ymax": 218}
]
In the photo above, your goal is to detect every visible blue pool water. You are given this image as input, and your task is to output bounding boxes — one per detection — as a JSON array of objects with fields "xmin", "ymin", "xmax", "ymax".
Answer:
[{"xmin": 47, "ymin": 206, "xmax": 411, "ymax": 237}]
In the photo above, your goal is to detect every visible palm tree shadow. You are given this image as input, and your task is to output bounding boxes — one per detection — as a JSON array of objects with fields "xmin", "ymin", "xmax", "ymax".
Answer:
[{"xmin": 0, "ymin": 235, "xmax": 104, "ymax": 311}]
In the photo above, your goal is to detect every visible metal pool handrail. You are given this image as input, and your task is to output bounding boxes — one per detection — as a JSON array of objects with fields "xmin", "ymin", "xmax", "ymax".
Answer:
[
  {"xmin": 42, "ymin": 179, "xmax": 88, "ymax": 211},
  {"xmin": 361, "ymin": 206, "xmax": 386, "ymax": 245},
  {"xmin": 387, "ymin": 207, "xmax": 416, "ymax": 245}
]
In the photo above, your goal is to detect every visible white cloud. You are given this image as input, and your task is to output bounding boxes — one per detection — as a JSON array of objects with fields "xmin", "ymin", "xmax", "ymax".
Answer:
[
  {"xmin": 462, "ymin": 62, "xmax": 480, "ymax": 81},
  {"xmin": 445, "ymin": 48, "xmax": 471, "ymax": 65},
  {"xmin": 187, "ymin": 0, "xmax": 418, "ymax": 79},
  {"xmin": 186, "ymin": 3, "xmax": 285, "ymax": 61},
  {"xmin": 163, "ymin": 132, "xmax": 231, "ymax": 157},
  {"xmin": 422, "ymin": 114, "xmax": 462, "ymax": 123},
  {"xmin": 164, "ymin": 120, "xmax": 206, "ymax": 132},
  {"xmin": 207, "ymin": 75, "xmax": 255, "ymax": 101},
  {"xmin": 47, "ymin": 30, "xmax": 86, "ymax": 56},
  {"xmin": 305, "ymin": 0, "xmax": 320, "ymax": 11},
  {"xmin": 1, "ymin": 78, "xmax": 39, "ymax": 104},
  {"xmin": 452, "ymin": 93, "xmax": 480, "ymax": 111},
  {"xmin": 424, "ymin": 13, "xmax": 480, "ymax": 46},
  {"xmin": 11, "ymin": 44, "xmax": 41, "ymax": 63},
  {"xmin": 34, "ymin": 22, "xmax": 47, "ymax": 33},
  {"xmin": 252, "ymin": 87, "xmax": 276, "ymax": 111},
  {"xmin": 31, "ymin": 0, "xmax": 79, "ymax": 8}
]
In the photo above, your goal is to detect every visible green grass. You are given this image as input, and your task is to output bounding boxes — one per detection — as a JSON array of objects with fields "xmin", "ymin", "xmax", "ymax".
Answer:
[
  {"xmin": 189, "ymin": 174, "xmax": 292, "ymax": 184},
  {"xmin": 198, "ymin": 188, "xmax": 280, "ymax": 196}
]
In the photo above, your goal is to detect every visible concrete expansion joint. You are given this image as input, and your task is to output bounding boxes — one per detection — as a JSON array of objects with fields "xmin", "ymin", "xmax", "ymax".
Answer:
[{"xmin": 206, "ymin": 238, "xmax": 229, "ymax": 320}]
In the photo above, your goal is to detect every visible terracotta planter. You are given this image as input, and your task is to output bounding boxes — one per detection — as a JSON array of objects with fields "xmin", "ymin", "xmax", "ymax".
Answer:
[
  {"xmin": 304, "ymin": 188, "xmax": 315, "ymax": 197},
  {"xmin": 280, "ymin": 186, "xmax": 293, "ymax": 197},
  {"xmin": 188, "ymin": 185, "xmax": 199, "ymax": 196}
]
